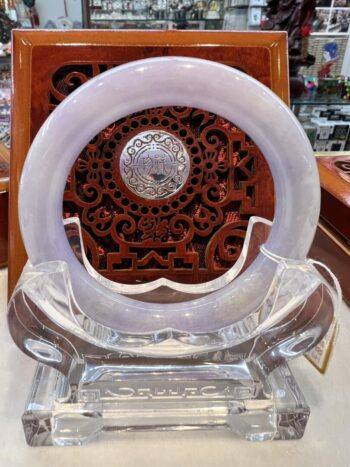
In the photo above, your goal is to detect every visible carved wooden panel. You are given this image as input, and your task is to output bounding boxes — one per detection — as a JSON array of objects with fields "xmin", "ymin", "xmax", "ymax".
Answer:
[
  {"xmin": 55, "ymin": 66, "xmax": 274, "ymax": 283},
  {"xmin": 10, "ymin": 31, "xmax": 289, "ymax": 294}
]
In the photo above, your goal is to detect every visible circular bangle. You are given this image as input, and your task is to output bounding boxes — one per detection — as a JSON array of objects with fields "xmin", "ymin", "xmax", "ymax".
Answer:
[{"xmin": 18, "ymin": 56, "xmax": 320, "ymax": 335}]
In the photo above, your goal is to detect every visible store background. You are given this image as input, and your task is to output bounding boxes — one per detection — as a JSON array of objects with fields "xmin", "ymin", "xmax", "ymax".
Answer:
[
  {"xmin": 2, "ymin": 0, "xmax": 350, "ymax": 150},
  {"xmin": 35, "ymin": 0, "xmax": 83, "ymax": 26},
  {"xmin": 0, "ymin": 1, "xmax": 349, "ymax": 463}
]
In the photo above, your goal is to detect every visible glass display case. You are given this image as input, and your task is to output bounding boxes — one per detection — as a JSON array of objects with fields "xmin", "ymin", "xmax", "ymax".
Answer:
[
  {"xmin": 312, "ymin": 0, "xmax": 350, "ymax": 35},
  {"xmin": 83, "ymin": 0, "xmax": 267, "ymax": 30},
  {"xmin": 85, "ymin": 0, "xmax": 223, "ymax": 29},
  {"xmin": 292, "ymin": 95, "xmax": 350, "ymax": 151}
]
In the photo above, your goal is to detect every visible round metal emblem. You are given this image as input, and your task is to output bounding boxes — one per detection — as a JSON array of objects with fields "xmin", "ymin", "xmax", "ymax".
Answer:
[{"xmin": 120, "ymin": 130, "xmax": 190, "ymax": 200}]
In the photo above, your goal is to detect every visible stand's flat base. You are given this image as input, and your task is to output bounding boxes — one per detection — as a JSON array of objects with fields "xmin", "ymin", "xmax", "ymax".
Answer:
[{"xmin": 22, "ymin": 361, "xmax": 309, "ymax": 446}]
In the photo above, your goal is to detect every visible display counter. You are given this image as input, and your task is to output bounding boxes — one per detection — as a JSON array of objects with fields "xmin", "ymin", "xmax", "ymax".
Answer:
[{"xmin": 310, "ymin": 151, "xmax": 350, "ymax": 302}]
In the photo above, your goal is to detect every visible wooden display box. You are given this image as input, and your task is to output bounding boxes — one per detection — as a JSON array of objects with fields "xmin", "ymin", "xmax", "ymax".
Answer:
[
  {"xmin": 309, "ymin": 153, "xmax": 350, "ymax": 303},
  {"xmin": 9, "ymin": 30, "xmax": 289, "ymax": 296}
]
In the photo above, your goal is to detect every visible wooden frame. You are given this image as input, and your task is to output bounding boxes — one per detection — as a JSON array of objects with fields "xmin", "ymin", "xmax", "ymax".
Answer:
[
  {"xmin": 9, "ymin": 29, "xmax": 288, "ymax": 296},
  {"xmin": 0, "ymin": 142, "xmax": 9, "ymax": 267}
]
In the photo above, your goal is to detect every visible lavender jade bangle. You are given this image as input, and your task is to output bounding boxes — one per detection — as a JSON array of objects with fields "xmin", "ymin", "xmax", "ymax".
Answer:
[{"xmin": 18, "ymin": 57, "xmax": 320, "ymax": 335}]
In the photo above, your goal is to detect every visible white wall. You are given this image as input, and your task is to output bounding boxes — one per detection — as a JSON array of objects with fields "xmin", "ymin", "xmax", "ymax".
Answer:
[
  {"xmin": 36, "ymin": 0, "xmax": 82, "ymax": 27},
  {"xmin": 341, "ymin": 36, "xmax": 350, "ymax": 77}
]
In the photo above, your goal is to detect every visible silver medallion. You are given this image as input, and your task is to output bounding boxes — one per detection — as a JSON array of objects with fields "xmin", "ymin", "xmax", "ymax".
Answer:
[{"xmin": 120, "ymin": 130, "xmax": 190, "ymax": 200}]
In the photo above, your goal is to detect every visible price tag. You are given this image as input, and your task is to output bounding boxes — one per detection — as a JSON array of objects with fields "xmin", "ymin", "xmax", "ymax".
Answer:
[{"xmin": 305, "ymin": 317, "xmax": 339, "ymax": 373}]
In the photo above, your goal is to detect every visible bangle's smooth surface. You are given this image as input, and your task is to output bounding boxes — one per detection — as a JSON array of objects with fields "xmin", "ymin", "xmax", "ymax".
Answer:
[{"xmin": 18, "ymin": 57, "xmax": 320, "ymax": 334}]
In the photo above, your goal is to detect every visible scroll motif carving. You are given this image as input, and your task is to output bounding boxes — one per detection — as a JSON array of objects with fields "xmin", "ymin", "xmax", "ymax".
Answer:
[{"xmin": 120, "ymin": 130, "xmax": 190, "ymax": 200}]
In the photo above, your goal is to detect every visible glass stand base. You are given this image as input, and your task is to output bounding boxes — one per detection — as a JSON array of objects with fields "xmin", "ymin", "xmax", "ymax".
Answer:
[{"xmin": 22, "ymin": 360, "xmax": 310, "ymax": 446}]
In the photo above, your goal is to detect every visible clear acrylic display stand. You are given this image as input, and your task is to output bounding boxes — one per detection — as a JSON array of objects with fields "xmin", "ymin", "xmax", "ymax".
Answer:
[{"xmin": 8, "ymin": 216, "xmax": 340, "ymax": 446}]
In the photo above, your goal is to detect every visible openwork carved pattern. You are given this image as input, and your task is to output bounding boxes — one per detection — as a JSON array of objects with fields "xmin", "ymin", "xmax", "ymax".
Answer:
[{"xmin": 51, "ymin": 64, "xmax": 274, "ymax": 284}]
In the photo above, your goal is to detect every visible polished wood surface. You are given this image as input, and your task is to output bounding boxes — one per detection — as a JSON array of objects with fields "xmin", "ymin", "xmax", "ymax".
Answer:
[
  {"xmin": 9, "ymin": 30, "xmax": 288, "ymax": 295},
  {"xmin": 0, "ymin": 142, "xmax": 9, "ymax": 267},
  {"xmin": 0, "ymin": 192, "xmax": 8, "ymax": 267},
  {"xmin": 0, "ymin": 146, "xmax": 9, "ymax": 192},
  {"xmin": 307, "ymin": 153, "xmax": 350, "ymax": 303},
  {"xmin": 317, "ymin": 154, "xmax": 350, "ymax": 208},
  {"xmin": 309, "ymin": 220, "xmax": 350, "ymax": 303},
  {"xmin": 316, "ymin": 154, "xmax": 350, "ymax": 241}
]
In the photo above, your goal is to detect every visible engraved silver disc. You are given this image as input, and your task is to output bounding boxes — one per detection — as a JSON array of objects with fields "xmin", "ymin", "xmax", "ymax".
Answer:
[{"xmin": 120, "ymin": 130, "xmax": 190, "ymax": 200}]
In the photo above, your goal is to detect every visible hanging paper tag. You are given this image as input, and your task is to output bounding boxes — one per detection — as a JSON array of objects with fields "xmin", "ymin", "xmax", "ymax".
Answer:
[{"xmin": 305, "ymin": 317, "xmax": 339, "ymax": 373}]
